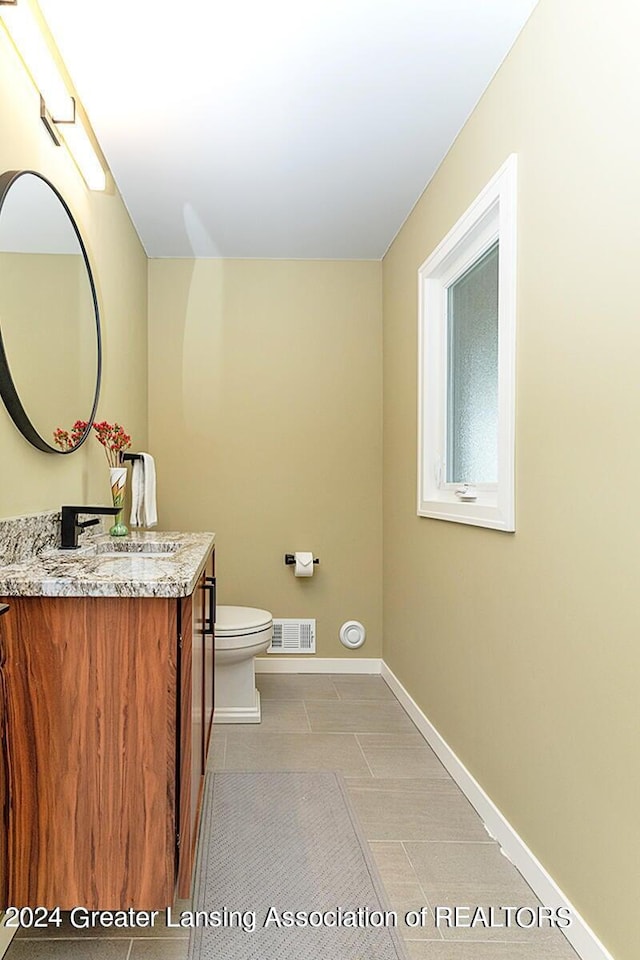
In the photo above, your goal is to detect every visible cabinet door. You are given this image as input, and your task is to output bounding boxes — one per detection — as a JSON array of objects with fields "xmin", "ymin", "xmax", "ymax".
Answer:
[
  {"xmin": 177, "ymin": 591, "xmax": 201, "ymax": 898},
  {"xmin": 178, "ymin": 556, "xmax": 213, "ymax": 898},
  {"xmin": 2, "ymin": 596, "xmax": 177, "ymax": 909},
  {"xmin": 203, "ymin": 549, "xmax": 215, "ymax": 763},
  {"xmin": 188, "ymin": 577, "xmax": 205, "ymax": 836},
  {"xmin": 0, "ymin": 601, "xmax": 9, "ymax": 908},
  {"xmin": 176, "ymin": 546, "xmax": 214, "ymax": 899}
]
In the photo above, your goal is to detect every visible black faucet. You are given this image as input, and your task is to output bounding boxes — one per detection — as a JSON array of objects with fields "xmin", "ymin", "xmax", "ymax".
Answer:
[{"xmin": 60, "ymin": 505, "xmax": 121, "ymax": 550}]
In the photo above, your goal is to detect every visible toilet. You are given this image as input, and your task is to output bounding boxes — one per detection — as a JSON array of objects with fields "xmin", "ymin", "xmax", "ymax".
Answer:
[{"xmin": 214, "ymin": 605, "xmax": 273, "ymax": 723}]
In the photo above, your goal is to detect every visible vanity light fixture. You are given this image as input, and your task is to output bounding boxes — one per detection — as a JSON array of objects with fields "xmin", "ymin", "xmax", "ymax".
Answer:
[{"xmin": 0, "ymin": 0, "xmax": 106, "ymax": 191}]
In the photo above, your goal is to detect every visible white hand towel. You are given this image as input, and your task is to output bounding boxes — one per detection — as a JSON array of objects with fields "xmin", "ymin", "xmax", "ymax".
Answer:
[
  {"xmin": 130, "ymin": 459, "xmax": 143, "ymax": 527},
  {"xmin": 129, "ymin": 453, "xmax": 158, "ymax": 528},
  {"xmin": 141, "ymin": 453, "xmax": 157, "ymax": 528}
]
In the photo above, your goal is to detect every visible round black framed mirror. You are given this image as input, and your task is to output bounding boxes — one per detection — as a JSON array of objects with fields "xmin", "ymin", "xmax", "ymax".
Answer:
[{"xmin": 0, "ymin": 170, "xmax": 102, "ymax": 453}]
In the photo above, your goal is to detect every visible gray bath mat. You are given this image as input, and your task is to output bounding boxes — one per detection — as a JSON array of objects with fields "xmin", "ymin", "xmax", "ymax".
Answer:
[{"xmin": 188, "ymin": 771, "xmax": 409, "ymax": 960}]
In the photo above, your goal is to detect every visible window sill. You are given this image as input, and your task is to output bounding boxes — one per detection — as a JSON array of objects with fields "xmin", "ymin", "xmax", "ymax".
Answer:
[{"xmin": 418, "ymin": 492, "xmax": 514, "ymax": 531}]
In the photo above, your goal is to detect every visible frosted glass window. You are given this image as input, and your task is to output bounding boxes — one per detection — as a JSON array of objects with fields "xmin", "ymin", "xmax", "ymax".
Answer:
[
  {"xmin": 418, "ymin": 154, "xmax": 516, "ymax": 531},
  {"xmin": 446, "ymin": 242, "xmax": 499, "ymax": 483}
]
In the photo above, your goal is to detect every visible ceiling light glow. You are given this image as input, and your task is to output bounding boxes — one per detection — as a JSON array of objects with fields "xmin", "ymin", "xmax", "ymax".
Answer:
[
  {"xmin": 0, "ymin": 0, "xmax": 106, "ymax": 191},
  {"xmin": 58, "ymin": 118, "xmax": 107, "ymax": 191}
]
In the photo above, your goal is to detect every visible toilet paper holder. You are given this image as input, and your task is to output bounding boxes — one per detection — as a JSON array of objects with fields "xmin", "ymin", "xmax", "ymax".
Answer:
[{"xmin": 284, "ymin": 554, "xmax": 320, "ymax": 566}]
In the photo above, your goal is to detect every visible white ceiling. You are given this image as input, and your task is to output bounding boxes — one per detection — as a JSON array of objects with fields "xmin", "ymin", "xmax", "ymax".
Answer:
[{"xmin": 38, "ymin": 0, "xmax": 538, "ymax": 260}]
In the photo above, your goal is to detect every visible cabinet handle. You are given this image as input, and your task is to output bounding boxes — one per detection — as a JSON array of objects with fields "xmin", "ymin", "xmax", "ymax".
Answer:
[
  {"xmin": 0, "ymin": 603, "xmax": 8, "ymax": 666},
  {"xmin": 204, "ymin": 577, "xmax": 216, "ymax": 636}
]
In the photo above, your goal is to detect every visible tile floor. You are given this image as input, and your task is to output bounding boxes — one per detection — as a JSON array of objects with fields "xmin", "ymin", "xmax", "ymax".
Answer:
[{"xmin": 4, "ymin": 674, "xmax": 579, "ymax": 960}]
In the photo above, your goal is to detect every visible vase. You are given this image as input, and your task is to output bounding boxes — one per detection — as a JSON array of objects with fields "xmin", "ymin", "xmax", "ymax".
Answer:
[{"xmin": 109, "ymin": 466, "xmax": 128, "ymax": 536}]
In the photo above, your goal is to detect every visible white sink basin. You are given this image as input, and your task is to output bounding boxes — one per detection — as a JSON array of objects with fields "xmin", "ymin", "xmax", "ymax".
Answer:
[
  {"xmin": 93, "ymin": 541, "xmax": 181, "ymax": 557},
  {"xmin": 96, "ymin": 557, "xmax": 180, "ymax": 578}
]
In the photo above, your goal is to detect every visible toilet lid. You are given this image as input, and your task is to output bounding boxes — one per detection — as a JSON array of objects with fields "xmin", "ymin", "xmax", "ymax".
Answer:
[{"xmin": 215, "ymin": 605, "xmax": 273, "ymax": 637}]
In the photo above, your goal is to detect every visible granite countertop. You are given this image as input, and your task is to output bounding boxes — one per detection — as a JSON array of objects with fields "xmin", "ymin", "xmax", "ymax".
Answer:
[{"xmin": 0, "ymin": 530, "xmax": 216, "ymax": 599}]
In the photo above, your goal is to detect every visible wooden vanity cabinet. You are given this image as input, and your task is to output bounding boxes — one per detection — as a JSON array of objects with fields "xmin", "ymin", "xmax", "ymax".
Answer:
[{"xmin": 0, "ymin": 547, "xmax": 215, "ymax": 910}]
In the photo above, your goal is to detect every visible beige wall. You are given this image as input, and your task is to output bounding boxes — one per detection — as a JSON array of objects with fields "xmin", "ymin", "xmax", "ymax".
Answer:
[
  {"xmin": 0, "ymin": 27, "xmax": 148, "ymax": 518},
  {"xmin": 148, "ymin": 258, "xmax": 383, "ymax": 657},
  {"xmin": 382, "ymin": 1, "xmax": 640, "ymax": 957}
]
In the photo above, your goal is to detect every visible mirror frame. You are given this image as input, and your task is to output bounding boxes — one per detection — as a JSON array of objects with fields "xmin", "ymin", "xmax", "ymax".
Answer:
[{"xmin": 0, "ymin": 169, "xmax": 102, "ymax": 454}]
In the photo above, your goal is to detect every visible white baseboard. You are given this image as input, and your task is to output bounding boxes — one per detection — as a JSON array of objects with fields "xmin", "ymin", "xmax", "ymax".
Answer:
[
  {"xmin": 256, "ymin": 656, "xmax": 382, "ymax": 674},
  {"xmin": 381, "ymin": 662, "xmax": 615, "ymax": 960}
]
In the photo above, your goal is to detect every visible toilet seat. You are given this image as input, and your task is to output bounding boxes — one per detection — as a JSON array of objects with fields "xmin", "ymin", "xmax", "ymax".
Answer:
[
  {"xmin": 215, "ymin": 605, "xmax": 273, "ymax": 651},
  {"xmin": 215, "ymin": 605, "xmax": 273, "ymax": 637}
]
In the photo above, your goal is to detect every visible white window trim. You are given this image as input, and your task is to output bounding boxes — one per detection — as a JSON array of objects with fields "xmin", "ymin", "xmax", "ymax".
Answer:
[{"xmin": 417, "ymin": 154, "xmax": 517, "ymax": 532}]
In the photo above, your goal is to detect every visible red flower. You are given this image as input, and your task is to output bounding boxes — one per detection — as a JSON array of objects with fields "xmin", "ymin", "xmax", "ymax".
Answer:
[
  {"xmin": 92, "ymin": 421, "xmax": 132, "ymax": 466},
  {"xmin": 52, "ymin": 420, "xmax": 132, "ymax": 464},
  {"xmin": 53, "ymin": 420, "xmax": 90, "ymax": 451},
  {"xmin": 53, "ymin": 428, "xmax": 71, "ymax": 451}
]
